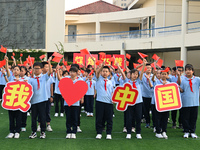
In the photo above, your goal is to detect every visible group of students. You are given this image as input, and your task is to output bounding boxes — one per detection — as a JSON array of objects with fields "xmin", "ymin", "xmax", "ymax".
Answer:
[{"xmin": 0, "ymin": 54, "xmax": 199, "ymax": 140}]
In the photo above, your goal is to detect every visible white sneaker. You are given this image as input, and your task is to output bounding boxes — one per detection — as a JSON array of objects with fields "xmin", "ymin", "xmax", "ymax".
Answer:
[
  {"xmin": 113, "ymin": 114, "xmax": 115, "ymax": 117},
  {"xmin": 71, "ymin": 133, "xmax": 76, "ymax": 139},
  {"xmin": 86, "ymin": 112, "xmax": 90, "ymax": 117},
  {"xmin": 106, "ymin": 134, "xmax": 112, "ymax": 140},
  {"xmin": 162, "ymin": 132, "xmax": 168, "ymax": 139},
  {"xmin": 29, "ymin": 132, "xmax": 37, "ymax": 139},
  {"xmin": 27, "ymin": 112, "xmax": 30, "ymax": 116},
  {"xmin": 155, "ymin": 133, "xmax": 163, "ymax": 138},
  {"xmin": 40, "ymin": 132, "xmax": 46, "ymax": 139},
  {"xmin": 66, "ymin": 134, "xmax": 71, "ymax": 139},
  {"xmin": 126, "ymin": 134, "xmax": 131, "ymax": 139},
  {"xmin": 21, "ymin": 128, "xmax": 26, "ymax": 132},
  {"xmin": 47, "ymin": 125, "xmax": 53, "ymax": 132},
  {"xmin": 136, "ymin": 134, "xmax": 142, "ymax": 139},
  {"xmin": 77, "ymin": 126, "xmax": 82, "ymax": 133},
  {"xmin": 183, "ymin": 132, "xmax": 189, "ymax": 138},
  {"xmin": 191, "ymin": 133, "xmax": 198, "ymax": 139},
  {"xmin": 14, "ymin": 133, "xmax": 20, "ymax": 139},
  {"xmin": 132, "ymin": 127, "xmax": 135, "ymax": 133},
  {"xmin": 60, "ymin": 113, "xmax": 64, "ymax": 117},
  {"xmin": 37, "ymin": 125, "xmax": 41, "ymax": 132},
  {"xmin": 96, "ymin": 134, "xmax": 102, "ymax": 139},
  {"xmin": 54, "ymin": 113, "xmax": 58, "ymax": 117},
  {"xmin": 6, "ymin": 133, "xmax": 14, "ymax": 138},
  {"xmin": 153, "ymin": 127, "xmax": 156, "ymax": 133},
  {"xmin": 90, "ymin": 113, "xmax": 93, "ymax": 117},
  {"xmin": 51, "ymin": 103, "xmax": 54, "ymax": 107},
  {"xmin": 123, "ymin": 127, "xmax": 127, "ymax": 133}
]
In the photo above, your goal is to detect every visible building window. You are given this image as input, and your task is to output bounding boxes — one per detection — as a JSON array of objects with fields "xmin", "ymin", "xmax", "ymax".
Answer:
[
  {"xmin": 124, "ymin": 3, "xmax": 126, "ymax": 6},
  {"xmin": 121, "ymin": 3, "xmax": 123, "ymax": 6}
]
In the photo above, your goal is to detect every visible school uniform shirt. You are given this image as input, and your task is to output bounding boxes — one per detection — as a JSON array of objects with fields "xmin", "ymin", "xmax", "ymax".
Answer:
[
  {"xmin": 151, "ymin": 79, "xmax": 170, "ymax": 105},
  {"xmin": 54, "ymin": 77, "xmax": 61, "ymax": 95},
  {"xmin": 28, "ymin": 73, "xmax": 50, "ymax": 105},
  {"xmin": 180, "ymin": 76, "xmax": 200, "ymax": 107},
  {"xmin": 110, "ymin": 76, "xmax": 116, "ymax": 88},
  {"xmin": 124, "ymin": 78, "xmax": 143, "ymax": 104},
  {"xmin": 96, "ymin": 75, "xmax": 114, "ymax": 104},
  {"xmin": 21, "ymin": 75, "xmax": 30, "ymax": 80},
  {"xmin": 82, "ymin": 76, "xmax": 87, "ymax": 81},
  {"xmin": 86, "ymin": 80, "xmax": 96, "ymax": 95},
  {"xmin": 64, "ymin": 76, "xmax": 83, "ymax": 106},
  {"xmin": 8, "ymin": 76, "xmax": 25, "ymax": 82},
  {"xmin": 119, "ymin": 77, "xmax": 125, "ymax": 86},
  {"xmin": 0, "ymin": 71, "xmax": 7, "ymax": 85},
  {"xmin": 114, "ymin": 73, "xmax": 121, "ymax": 85},
  {"xmin": 46, "ymin": 76, "xmax": 55, "ymax": 99},
  {"xmin": 169, "ymin": 75, "xmax": 185, "ymax": 83},
  {"xmin": 142, "ymin": 73, "xmax": 153, "ymax": 98}
]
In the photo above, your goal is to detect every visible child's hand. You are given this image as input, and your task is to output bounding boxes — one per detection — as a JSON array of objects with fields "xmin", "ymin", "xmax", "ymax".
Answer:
[
  {"xmin": 4, "ymin": 55, "xmax": 8, "ymax": 62},
  {"xmin": 1, "ymin": 69, "xmax": 5, "ymax": 74},
  {"xmin": 24, "ymin": 79, "xmax": 28, "ymax": 82},
  {"xmin": 143, "ymin": 59, "xmax": 147, "ymax": 64},
  {"xmin": 91, "ymin": 57, "xmax": 95, "ymax": 62},
  {"xmin": 48, "ymin": 56, "xmax": 52, "ymax": 62},
  {"xmin": 153, "ymin": 69, "xmax": 157, "ymax": 75},
  {"xmin": 176, "ymin": 70, "xmax": 181, "ymax": 76},
  {"xmin": 56, "ymin": 64, "xmax": 60, "ymax": 70},
  {"xmin": 80, "ymin": 98, "xmax": 84, "ymax": 104},
  {"xmin": 94, "ymin": 95, "xmax": 96, "ymax": 98},
  {"xmin": 50, "ymin": 97, "xmax": 53, "ymax": 103}
]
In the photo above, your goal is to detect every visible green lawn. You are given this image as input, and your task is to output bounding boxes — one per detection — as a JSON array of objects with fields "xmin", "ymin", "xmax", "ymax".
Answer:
[{"xmin": 0, "ymin": 104, "xmax": 200, "ymax": 150}]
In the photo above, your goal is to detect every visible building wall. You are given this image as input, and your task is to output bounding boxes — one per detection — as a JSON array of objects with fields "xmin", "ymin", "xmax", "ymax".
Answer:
[
  {"xmin": 141, "ymin": 0, "xmax": 156, "ymax": 8},
  {"xmin": 156, "ymin": 0, "xmax": 200, "ymax": 27}
]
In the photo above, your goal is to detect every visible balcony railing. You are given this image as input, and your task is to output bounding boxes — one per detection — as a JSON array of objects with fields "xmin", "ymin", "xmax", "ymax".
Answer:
[{"xmin": 65, "ymin": 21, "xmax": 200, "ymax": 43}]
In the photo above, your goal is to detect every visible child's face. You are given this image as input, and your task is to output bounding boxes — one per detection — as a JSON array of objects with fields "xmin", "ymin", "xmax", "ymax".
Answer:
[
  {"xmin": 127, "ymin": 72, "xmax": 131, "ymax": 79},
  {"xmin": 131, "ymin": 71, "xmax": 139, "ymax": 80},
  {"xmin": 33, "ymin": 66, "xmax": 42, "ymax": 76},
  {"xmin": 101, "ymin": 68, "xmax": 110, "ymax": 78},
  {"xmin": 146, "ymin": 65, "xmax": 152, "ymax": 74},
  {"xmin": 63, "ymin": 72, "xmax": 68, "ymax": 77},
  {"xmin": 156, "ymin": 70, "xmax": 161, "ymax": 79},
  {"xmin": 85, "ymin": 72, "xmax": 88, "ymax": 77},
  {"xmin": 13, "ymin": 67, "xmax": 21, "ymax": 76},
  {"xmin": 88, "ymin": 67, "xmax": 92, "ymax": 71},
  {"xmin": 77, "ymin": 70, "xmax": 81, "ymax": 76},
  {"xmin": 42, "ymin": 64, "xmax": 49, "ymax": 73},
  {"xmin": 20, "ymin": 68, "xmax": 26, "ymax": 77},
  {"xmin": 177, "ymin": 68, "xmax": 183, "ymax": 75},
  {"xmin": 59, "ymin": 69, "xmax": 63, "ymax": 75},
  {"xmin": 88, "ymin": 75, "xmax": 93, "ymax": 80},
  {"xmin": 185, "ymin": 68, "xmax": 194, "ymax": 77},
  {"xmin": 171, "ymin": 70, "xmax": 176, "ymax": 76},
  {"xmin": 27, "ymin": 72, "xmax": 31, "ymax": 77},
  {"xmin": 70, "ymin": 71, "xmax": 77, "ymax": 78},
  {"xmin": 161, "ymin": 72, "xmax": 167, "ymax": 80},
  {"xmin": 62, "ymin": 65, "xmax": 66, "ymax": 71}
]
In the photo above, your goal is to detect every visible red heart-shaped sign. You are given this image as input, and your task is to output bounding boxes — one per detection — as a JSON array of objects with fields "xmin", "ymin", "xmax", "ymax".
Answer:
[{"xmin": 59, "ymin": 78, "xmax": 88, "ymax": 106}]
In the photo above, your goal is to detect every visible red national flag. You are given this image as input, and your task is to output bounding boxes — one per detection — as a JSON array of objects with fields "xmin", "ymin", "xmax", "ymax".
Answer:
[
  {"xmin": 27, "ymin": 56, "xmax": 35, "ymax": 65},
  {"xmin": 52, "ymin": 52, "xmax": 63, "ymax": 58},
  {"xmin": 123, "ymin": 68, "xmax": 126, "ymax": 72},
  {"xmin": 66, "ymin": 66, "xmax": 71, "ymax": 71},
  {"xmin": 133, "ymin": 63, "xmax": 139, "ymax": 69},
  {"xmin": 52, "ymin": 57, "xmax": 61, "ymax": 63},
  {"xmin": 152, "ymin": 54, "xmax": 160, "ymax": 61},
  {"xmin": 126, "ymin": 61, "xmax": 129, "ymax": 66},
  {"xmin": 89, "ymin": 70, "xmax": 94, "ymax": 76},
  {"xmin": 137, "ymin": 59, "xmax": 143, "ymax": 64},
  {"xmin": 175, "ymin": 60, "xmax": 184, "ymax": 67},
  {"xmin": 99, "ymin": 52, "xmax": 106, "ymax": 59},
  {"xmin": 80, "ymin": 48, "xmax": 90, "ymax": 55},
  {"xmin": 0, "ymin": 59, "xmax": 6, "ymax": 68},
  {"xmin": 126, "ymin": 54, "xmax": 131, "ymax": 59},
  {"xmin": 63, "ymin": 59, "xmax": 68, "ymax": 66},
  {"xmin": 0, "ymin": 45, "xmax": 7, "ymax": 54},
  {"xmin": 11, "ymin": 56, "xmax": 14, "ymax": 60},
  {"xmin": 110, "ymin": 57, "xmax": 115, "ymax": 62},
  {"xmin": 156, "ymin": 59, "xmax": 163, "ymax": 68},
  {"xmin": 161, "ymin": 67, "xmax": 170, "ymax": 73},
  {"xmin": 12, "ymin": 52, "xmax": 15, "ymax": 56},
  {"xmin": 138, "ymin": 52, "xmax": 148, "ymax": 59},
  {"xmin": 39, "ymin": 55, "xmax": 46, "ymax": 60},
  {"xmin": 23, "ymin": 60, "xmax": 28, "ymax": 66},
  {"xmin": 81, "ymin": 70, "xmax": 85, "ymax": 74},
  {"xmin": 20, "ymin": 53, "xmax": 23, "ymax": 57}
]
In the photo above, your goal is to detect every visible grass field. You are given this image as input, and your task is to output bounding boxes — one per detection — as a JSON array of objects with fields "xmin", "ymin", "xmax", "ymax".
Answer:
[{"xmin": 0, "ymin": 104, "xmax": 200, "ymax": 150}]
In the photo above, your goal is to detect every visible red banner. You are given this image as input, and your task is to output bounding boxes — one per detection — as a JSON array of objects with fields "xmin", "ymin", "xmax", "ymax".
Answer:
[
  {"xmin": 113, "ymin": 54, "xmax": 124, "ymax": 69},
  {"xmin": 86, "ymin": 54, "xmax": 98, "ymax": 67},
  {"xmin": 154, "ymin": 83, "xmax": 182, "ymax": 112},
  {"xmin": 73, "ymin": 53, "xmax": 85, "ymax": 66},
  {"xmin": 2, "ymin": 81, "xmax": 33, "ymax": 112},
  {"xmin": 100, "ymin": 55, "xmax": 112, "ymax": 66}
]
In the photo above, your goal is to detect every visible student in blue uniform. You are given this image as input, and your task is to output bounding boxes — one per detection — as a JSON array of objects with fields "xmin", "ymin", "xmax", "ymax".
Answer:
[
  {"xmin": 3, "ymin": 56, "xmax": 24, "ymax": 139},
  {"xmin": 180, "ymin": 64, "xmax": 200, "ymax": 138},
  {"xmin": 85, "ymin": 71, "xmax": 96, "ymax": 117},
  {"xmin": 28, "ymin": 57, "xmax": 52, "ymax": 139},
  {"xmin": 95, "ymin": 61, "xmax": 114, "ymax": 140},
  {"xmin": 57, "ymin": 66, "xmax": 84, "ymax": 139},
  {"xmin": 142, "ymin": 63, "xmax": 153, "ymax": 128},
  {"xmin": 0, "ymin": 66, "xmax": 7, "ymax": 102},
  {"xmin": 120, "ymin": 59, "xmax": 147, "ymax": 139}
]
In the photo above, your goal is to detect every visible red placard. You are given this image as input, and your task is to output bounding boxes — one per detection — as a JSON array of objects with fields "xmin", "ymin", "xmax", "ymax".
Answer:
[
  {"xmin": 2, "ymin": 81, "xmax": 33, "ymax": 112},
  {"xmin": 112, "ymin": 83, "xmax": 139, "ymax": 111},
  {"xmin": 154, "ymin": 83, "xmax": 182, "ymax": 112},
  {"xmin": 86, "ymin": 54, "xmax": 98, "ymax": 67},
  {"xmin": 100, "ymin": 55, "xmax": 112, "ymax": 66},
  {"xmin": 73, "ymin": 53, "xmax": 85, "ymax": 66},
  {"xmin": 112, "ymin": 54, "xmax": 124, "ymax": 69}
]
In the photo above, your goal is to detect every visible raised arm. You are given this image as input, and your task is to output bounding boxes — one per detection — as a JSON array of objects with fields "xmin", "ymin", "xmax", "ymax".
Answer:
[
  {"xmin": 4, "ymin": 56, "xmax": 11, "ymax": 77},
  {"xmin": 116, "ymin": 62, "xmax": 126, "ymax": 80},
  {"xmin": 139, "ymin": 59, "xmax": 147, "ymax": 81},
  {"xmin": 152, "ymin": 69, "xmax": 157, "ymax": 82},
  {"xmin": 96, "ymin": 61, "xmax": 105, "ymax": 79},
  {"xmin": 91, "ymin": 57, "xmax": 96, "ymax": 73},
  {"xmin": 176, "ymin": 70, "xmax": 181, "ymax": 85},
  {"xmin": 48, "ymin": 57, "xmax": 52, "ymax": 76},
  {"xmin": 1, "ymin": 68, "xmax": 9, "ymax": 82}
]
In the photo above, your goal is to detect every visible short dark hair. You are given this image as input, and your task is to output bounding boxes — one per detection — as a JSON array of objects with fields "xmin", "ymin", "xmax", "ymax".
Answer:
[
  {"xmin": 130, "ymin": 69, "xmax": 139, "ymax": 76},
  {"xmin": 21, "ymin": 66, "xmax": 27, "ymax": 72},
  {"xmin": 146, "ymin": 63, "xmax": 151, "ymax": 66},
  {"xmin": 103, "ymin": 66, "xmax": 110, "ymax": 71},
  {"xmin": 33, "ymin": 62, "xmax": 43, "ymax": 68},
  {"xmin": 87, "ymin": 65, "xmax": 92, "ymax": 69},
  {"xmin": 69, "ymin": 66, "xmax": 78, "ymax": 72},
  {"xmin": 172, "ymin": 67, "xmax": 176, "ymax": 71},
  {"xmin": 42, "ymin": 62, "xmax": 49, "ymax": 68},
  {"xmin": 13, "ymin": 65, "xmax": 21, "ymax": 71},
  {"xmin": 62, "ymin": 70, "xmax": 69, "ymax": 76},
  {"xmin": 71, "ymin": 64, "xmax": 80, "ymax": 70},
  {"xmin": 177, "ymin": 66, "xmax": 184, "ymax": 70},
  {"xmin": 185, "ymin": 64, "xmax": 194, "ymax": 71},
  {"xmin": 85, "ymin": 69, "xmax": 91, "ymax": 74}
]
